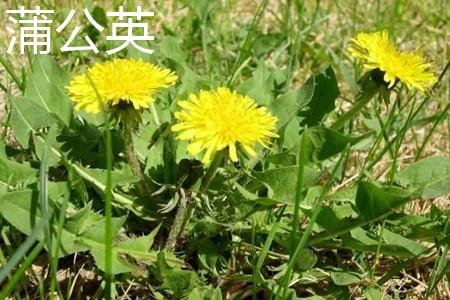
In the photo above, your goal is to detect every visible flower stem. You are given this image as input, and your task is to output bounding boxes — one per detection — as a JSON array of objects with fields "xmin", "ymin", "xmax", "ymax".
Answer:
[
  {"xmin": 331, "ymin": 87, "xmax": 378, "ymax": 131},
  {"xmin": 165, "ymin": 151, "xmax": 224, "ymax": 251},
  {"xmin": 371, "ymin": 220, "xmax": 386, "ymax": 279},
  {"xmin": 199, "ymin": 151, "xmax": 225, "ymax": 194},
  {"xmin": 104, "ymin": 114, "xmax": 113, "ymax": 300},
  {"xmin": 290, "ymin": 128, "xmax": 309, "ymax": 252},
  {"xmin": 123, "ymin": 122, "xmax": 149, "ymax": 196},
  {"xmin": 165, "ymin": 190, "xmax": 190, "ymax": 251}
]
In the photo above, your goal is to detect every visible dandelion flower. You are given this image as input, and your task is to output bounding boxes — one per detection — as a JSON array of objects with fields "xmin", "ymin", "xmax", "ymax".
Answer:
[
  {"xmin": 348, "ymin": 31, "xmax": 437, "ymax": 91},
  {"xmin": 66, "ymin": 58, "xmax": 177, "ymax": 114},
  {"xmin": 172, "ymin": 87, "xmax": 278, "ymax": 164}
]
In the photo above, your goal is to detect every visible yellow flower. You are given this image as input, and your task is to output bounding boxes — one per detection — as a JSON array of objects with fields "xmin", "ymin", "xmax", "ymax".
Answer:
[
  {"xmin": 172, "ymin": 87, "xmax": 278, "ymax": 164},
  {"xmin": 66, "ymin": 58, "xmax": 177, "ymax": 114},
  {"xmin": 348, "ymin": 31, "xmax": 437, "ymax": 91}
]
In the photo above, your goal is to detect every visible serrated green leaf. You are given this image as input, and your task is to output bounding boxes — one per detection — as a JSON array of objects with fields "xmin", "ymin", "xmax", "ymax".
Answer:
[
  {"xmin": 160, "ymin": 35, "xmax": 188, "ymax": 64},
  {"xmin": 310, "ymin": 182, "xmax": 414, "ymax": 246},
  {"xmin": 382, "ymin": 228, "xmax": 428, "ymax": 256},
  {"xmin": 9, "ymin": 55, "xmax": 72, "ymax": 148},
  {"xmin": 90, "ymin": 225, "xmax": 162, "ymax": 275},
  {"xmin": 118, "ymin": 225, "xmax": 160, "ymax": 254},
  {"xmin": 0, "ymin": 155, "xmax": 37, "ymax": 192},
  {"xmin": 271, "ymin": 76, "xmax": 314, "ymax": 148},
  {"xmin": 336, "ymin": 228, "xmax": 424, "ymax": 257},
  {"xmin": 10, "ymin": 97, "xmax": 55, "ymax": 148},
  {"xmin": 363, "ymin": 287, "xmax": 383, "ymax": 300},
  {"xmin": 330, "ymin": 270, "xmax": 361, "ymax": 285},
  {"xmin": 308, "ymin": 126, "xmax": 368, "ymax": 161},
  {"xmin": 395, "ymin": 156, "xmax": 450, "ymax": 199},
  {"xmin": 0, "ymin": 190, "xmax": 89, "ymax": 254},
  {"xmin": 34, "ymin": 125, "xmax": 60, "ymax": 166},
  {"xmin": 0, "ymin": 190, "xmax": 181, "ymax": 274},
  {"xmin": 293, "ymin": 248, "xmax": 317, "ymax": 272},
  {"xmin": 314, "ymin": 206, "xmax": 359, "ymax": 235},
  {"xmin": 254, "ymin": 166, "xmax": 319, "ymax": 203},
  {"xmin": 299, "ymin": 66, "xmax": 339, "ymax": 126},
  {"xmin": 271, "ymin": 75, "xmax": 315, "ymax": 130},
  {"xmin": 237, "ymin": 63, "xmax": 276, "ymax": 106},
  {"xmin": 355, "ymin": 181, "xmax": 412, "ymax": 221},
  {"xmin": 265, "ymin": 152, "xmax": 297, "ymax": 166},
  {"xmin": 25, "ymin": 55, "xmax": 72, "ymax": 126},
  {"xmin": 70, "ymin": 163, "xmax": 145, "ymax": 216},
  {"xmin": 188, "ymin": 0, "xmax": 219, "ymax": 20},
  {"xmin": 157, "ymin": 252, "xmax": 197, "ymax": 297},
  {"xmin": 76, "ymin": 165, "xmax": 140, "ymax": 188},
  {"xmin": 188, "ymin": 286, "xmax": 222, "ymax": 300}
]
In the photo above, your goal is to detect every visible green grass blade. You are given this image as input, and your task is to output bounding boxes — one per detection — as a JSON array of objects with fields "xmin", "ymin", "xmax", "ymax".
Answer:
[
  {"xmin": 38, "ymin": 130, "xmax": 53, "ymax": 280},
  {"xmin": 254, "ymin": 208, "xmax": 284, "ymax": 283},
  {"xmin": 0, "ymin": 216, "xmax": 49, "ymax": 285},
  {"xmin": 0, "ymin": 55, "xmax": 23, "ymax": 91},
  {"xmin": 278, "ymin": 149, "xmax": 347, "ymax": 299},
  {"xmin": 49, "ymin": 184, "xmax": 71, "ymax": 299},
  {"xmin": 0, "ymin": 241, "xmax": 45, "ymax": 299},
  {"xmin": 227, "ymin": 0, "xmax": 269, "ymax": 86}
]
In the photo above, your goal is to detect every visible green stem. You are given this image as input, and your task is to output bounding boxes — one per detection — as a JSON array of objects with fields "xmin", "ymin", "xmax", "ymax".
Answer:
[
  {"xmin": 199, "ymin": 151, "xmax": 225, "ymax": 194},
  {"xmin": 388, "ymin": 96, "xmax": 417, "ymax": 184},
  {"xmin": 164, "ymin": 191, "xmax": 189, "ymax": 251},
  {"xmin": 39, "ymin": 140, "xmax": 58, "ymax": 300},
  {"xmin": 331, "ymin": 88, "xmax": 378, "ymax": 131},
  {"xmin": 357, "ymin": 96, "xmax": 400, "ymax": 182},
  {"xmin": 371, "ymin": 220, "xmax": 386, "ymax": 278},
  {"xmin": 123, "ymin": 122, "xmax": 149, "ymax": 196},
  {"xmin": 290, "ymin": 128, "xmax": 308, "ymax": 252},
  {"xmin": 374, "ymin": 94, "xmax": 395, "ymax": 157},
  {"xmin": 165, "ymin": 151, "xmax": 224, "ymax": 251},
  {"xmin": 104, "ymin": 114, "xmax": 113, "ymax": 300}
]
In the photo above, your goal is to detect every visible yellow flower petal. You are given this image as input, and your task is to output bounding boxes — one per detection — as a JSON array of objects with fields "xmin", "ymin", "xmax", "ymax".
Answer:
[
  {"xmin": 243, "ymin": 144, "xmax": 257, "ymax": 157},
  {"xmin": 348, "ymin": 31, "xmax": 437, "ymax": 91},
  {"xmin": 66, "ymin": 58, "xmax": 177, "ymax": 114},
  {"xmin": 229, "ymin": 143, "xmax": 238, "ymax": 162},
  {"xmin": 187, "ymin": 141, "xmax": 204, "ymax": 155},
  {"xmin": 172, "ymin": 87, "xmax": 278, "ymax": 164}
]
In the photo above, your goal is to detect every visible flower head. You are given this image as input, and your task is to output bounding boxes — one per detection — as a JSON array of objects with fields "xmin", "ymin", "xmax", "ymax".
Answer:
[
  {"xmin": 348, "ymin": 31, "xmax": 437, "ymax": 91},
  {"xmin": 172, "ymin": 87, "xmax": 278, "ymax": 164},
  {"xmin": 66, "ymin": 58, "xmax": 177, "ymax": 114}
]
